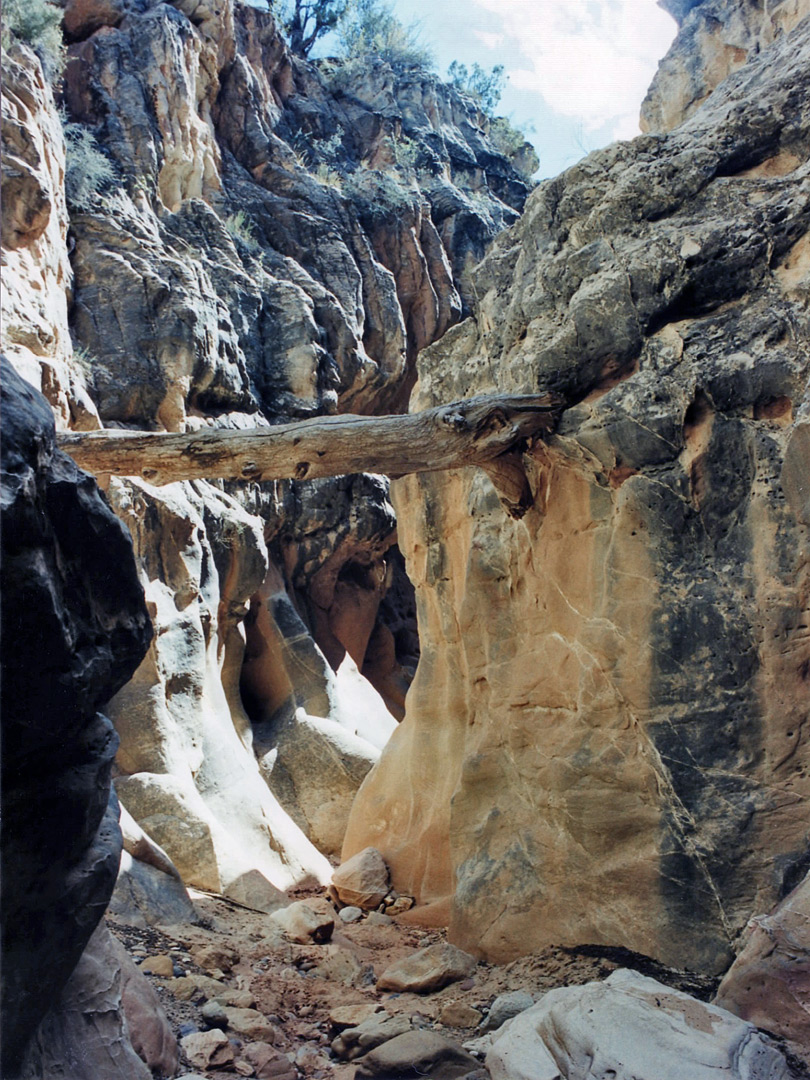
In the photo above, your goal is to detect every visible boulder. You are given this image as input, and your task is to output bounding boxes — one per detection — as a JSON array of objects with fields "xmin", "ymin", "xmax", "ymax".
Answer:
[
  {"xmin": 331, "ymin": 1012, "xmax": 412, "ymax": 1061},
  {"xmin": 180, "ymin": 1029, "xmax": 234, "ymax": 1071},
  {"xmin": 332, "ymin": 847, "xmax": 390, "ymax": 910},
  {"xmin": 113, "ymin": 936, "xmax": 180, "ymax": 1076},
  {"xmin": 485, "ymin": 969, "xmax": 790, "ymax": 1080},
  {"xmin": 269, "ymin": 899, "xmax": 335, "ymax": 944},
  {"xmin": 715, "ymin": 870, "xmax": 810, "ymax": 1064},
  {"xmin": 354, "ymin": 1030, "xmax": 481, "ymax": 1079},
  {"xmin": 377, "ymin": 943, "xmax": 477, "ymax": 993},
  {"xmin": 480, "ymin": 991, "xmax": 535, "ymax": 1033}
]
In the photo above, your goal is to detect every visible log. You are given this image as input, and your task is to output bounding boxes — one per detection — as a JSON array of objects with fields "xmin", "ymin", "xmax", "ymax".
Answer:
[{"xmin": 57, "ymin": 394, "xmax": 564, "ymax": 488}]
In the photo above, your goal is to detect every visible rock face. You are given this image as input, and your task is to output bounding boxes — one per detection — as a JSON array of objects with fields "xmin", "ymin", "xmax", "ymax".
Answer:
[
  {"xmin": 1, "ymin": 46, "xmax": 100, "ymax": 430},
  {"xmin": 642, "ymin": 0, "xmax": 810, "ymax": 133},
  {"xmin": 344, "ymin": 16, "xmax": 810, "ymax": 971},
  {"xmin": 0, "ymin": 359, "xmax": 151, "ymax": 1074},
  {"xmin": 484, "ymin": 969, "xmax": 790, "ymax": 1080},
  {"xmin": 7, "ymin": 0, "xmax": 532, "ymax": 878}
]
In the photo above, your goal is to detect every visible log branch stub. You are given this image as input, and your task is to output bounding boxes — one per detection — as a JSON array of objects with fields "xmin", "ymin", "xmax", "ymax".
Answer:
[{"xmin": 56, "ymin": 393, "xmax": 564, "ymax": 487}]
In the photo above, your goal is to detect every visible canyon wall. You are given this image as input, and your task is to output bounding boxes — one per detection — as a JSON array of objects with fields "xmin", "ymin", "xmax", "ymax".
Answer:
[
  {"xmin": 344, "ymin": 7, "xmax": 810, "ymax": 973},
  {"xmin": 1, "ymin": 0, "xmax": 534, "ymax": 910}
]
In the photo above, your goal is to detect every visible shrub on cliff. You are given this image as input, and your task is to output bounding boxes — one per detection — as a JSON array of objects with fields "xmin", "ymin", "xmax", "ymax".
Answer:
[
  {"xmin": 447, "ymin": 61, "xmax": 507, "ymax": 115},
  {"xmin": 1, "ymin": 0, "xmax": 64, "ymax": 79},
  {"xmin": 62, "ymin": 120, "xmax": 117, "ymax": 210},
  {"xmin": 339, "ymin": 0, "xmax": 433, "ymax": 67}
]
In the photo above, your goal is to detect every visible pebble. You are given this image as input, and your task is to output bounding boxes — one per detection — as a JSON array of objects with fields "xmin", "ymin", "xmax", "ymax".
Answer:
[{"xmin": 339, "ymin": 905, "xmax": 364, "ymax": 923}]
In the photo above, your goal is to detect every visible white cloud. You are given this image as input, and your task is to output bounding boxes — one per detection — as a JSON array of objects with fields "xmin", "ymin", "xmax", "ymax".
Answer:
[
  {"xmin": 473, "ymin": 0, "xmax": 676, "ymax": 137},
  {"xmin": 473, "ymin": 29, "xmax": 506, "ymax": 49}
]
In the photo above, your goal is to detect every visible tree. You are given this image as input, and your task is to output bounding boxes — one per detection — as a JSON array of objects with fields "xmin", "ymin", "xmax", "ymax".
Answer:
[
  {"xmin": 447, "ymin": 61, "xmax": 507, "ymax": 115},
  {"xmin": 280, "ymin": 0, "xmax": 349, "ymax": 57},
  {"xmin": 338, "ymin": 0, "xmax": 433, "ymax": 67},
  {"xmin": 57, "ymin": 393, "xmax": 563, "ymax": 518}
]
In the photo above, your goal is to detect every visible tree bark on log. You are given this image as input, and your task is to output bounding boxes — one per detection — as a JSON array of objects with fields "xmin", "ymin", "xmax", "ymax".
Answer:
[{"xmin": 56, "ymin": 395, "xmax": 564, "ymax": 496}]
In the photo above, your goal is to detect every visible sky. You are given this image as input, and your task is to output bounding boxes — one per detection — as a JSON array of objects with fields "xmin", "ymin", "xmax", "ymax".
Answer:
[{"xmin": 386, "ymin": 0, "xmax": 678, "ymax": 177}]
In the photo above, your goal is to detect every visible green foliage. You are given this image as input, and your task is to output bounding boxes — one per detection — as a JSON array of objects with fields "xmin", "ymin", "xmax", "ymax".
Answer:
[
  {"xmin": 2, "ymin": 0, "xmax": 64, "ymax": 79},
  {"xmin": 62, "ymin": 120, "xmax": 117, "ymax": 210},
  {"xmin": 489, "ymin": 116, "xmax": 539, "ymax": 177},
  {"xmin": 224, "ymin": 210, "xmax": 261, "ymax": 251},
  {"xmin": 394, "ymin": 135, "xmax": 420, "ymax": 173},
  {"xmin": 279, "ymin": 0, "xmax": 349, "ymax": 57},
  {"xmin": 344, "ymin": 168, "xmax": 416, "ymax": 224},
  {"xmin": 447, "ymin": 61, "xmax": 506, "ymax": 115},
  {"xmin": 338, "ymin": 0, "xmax": 433, "ymax": 68}
]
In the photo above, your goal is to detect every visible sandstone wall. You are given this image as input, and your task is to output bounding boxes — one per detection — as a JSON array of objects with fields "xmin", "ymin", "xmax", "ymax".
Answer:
[{"xmin": 344, "ymin": 16, "xmax": 810, "ymax": 973}]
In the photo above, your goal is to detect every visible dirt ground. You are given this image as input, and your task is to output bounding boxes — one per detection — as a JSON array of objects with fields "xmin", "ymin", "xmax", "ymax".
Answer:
[{"xmin": 108, "ymin": 886, "xmax": 726, "ymax": 1080}]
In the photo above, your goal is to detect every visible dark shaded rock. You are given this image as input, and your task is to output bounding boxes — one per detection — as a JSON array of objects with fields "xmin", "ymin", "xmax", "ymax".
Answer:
[
  {"xmin": 0, "ymin": 359, "xmax": 151, "ymax": 1075},
  {"xmin": 18, "ymin": 922, "xmax": 154, "ymax": 1080},
  {"xmin": 354, "ymin": 1030, "xmax": 481, "ymax": 1079}
]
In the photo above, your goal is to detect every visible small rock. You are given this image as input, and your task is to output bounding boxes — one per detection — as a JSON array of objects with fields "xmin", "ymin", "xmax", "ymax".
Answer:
[
  {"xmin": 270, "ymin": 899, "xmax": 335, "ymax": 944},
  {"xmin": 213, "ymin": 988, "xmax": 256, "ymax": 1009},
  {"xmin": 200, "ymin": 999, "xmax": 228, "ymax": 1030},
  {"xmin": 178, "ymin": 1022, "xmax": 199, "ymax": 1038},
  {"xmin": 243, "ymin": 1041, "xmax": 297, "ymax": 1079},
  {"xmin": 181, "ymin": 1028, "xmax": 234, "ymax": 1070},
  {"xmin": 332, "ymin": 847, "xmax": 390, "ymax": 910},
  {"xmin": 440, "ymin": 1002, "xmax": 483, "ymax": 1028},
  {"xmin": 312, "ymin": 943, "xmax": 365, "ymax": 986},
  {"xmin": 223, "ymin": 1005, "xmax": 279, "ymax": 1041},
  {"xmin": 366, "ymin": 911, "xmax": 393, "ymax": 926},
  {"xmin": 331, "ymin": 1012, "xmax": 412, "ymax": 1061},
  {"xmin": 296, "ymin": 1043, "xmax": 329, "ymax": 1069},
  {"xmin": 339, "ymin": 905, "xmax": 364, "ymax": 923},
  {"xmin": 168, "ymin": 973, "xmax": 228, "ymax": 1000},
  {"xmin": 385, "ymin": 896, "xmax": 415, "ymax": 916},
  {"xmin": 140, "ymin": 954, "xmax": 174, "ymax": 977},
  {"xmin": 377, "ymin": 943, "xmax": 477, "ymax": 994},
  {"xmin": 353, "ymin": 1029, "xmax": 481, "ymax": 1079},
  {"xmin": 481, "ymin": 990, "xmax": 534, "ymax": 1032},
  {"xmin": 234, "ymin": 1061, "xmax": 255, "ymax": 1077},
  {"xmin": 191, "ymin": 943, "xmax": 238, "ymax": 974},
  {"xmin": 329, "ymin": 1003, "xmax": 384, "ymax": 1030}
]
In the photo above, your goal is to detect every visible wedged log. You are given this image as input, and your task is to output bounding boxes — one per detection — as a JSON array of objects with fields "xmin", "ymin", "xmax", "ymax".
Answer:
[{"xmin": 57, "ymin": 394, "xmax": 564, "ymax": 487}]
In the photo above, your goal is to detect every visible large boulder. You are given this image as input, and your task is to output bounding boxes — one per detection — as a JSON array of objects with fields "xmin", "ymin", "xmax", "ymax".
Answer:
[
  {"xmin": 485, "ymin": 969, "xmax": 789, "ymax": 1080},
  {"xmin": 715, "ymin": 870, "xmax": 810, "ymax": 1065},
  {"xmin": 343, "ymin": 14, "xmax": 810, "ymax": 971},
  {"xmin": 0, "ymin": 359, "xmax": 151, "ymax": 1075}
]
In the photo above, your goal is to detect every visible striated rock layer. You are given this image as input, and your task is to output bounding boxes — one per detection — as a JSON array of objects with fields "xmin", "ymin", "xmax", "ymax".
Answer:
[{"xmin": 344, "ymin": 16, "xmax": 810, "ymax": 972}]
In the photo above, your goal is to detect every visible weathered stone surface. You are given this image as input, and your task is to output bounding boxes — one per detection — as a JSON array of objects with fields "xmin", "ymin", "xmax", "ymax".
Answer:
[
  {"xmin": 107, "ymin": 477, "xmax": 333, "ymax": 895},
  {"xmin": 269, "ymin": 899, "xmax": 335, "ymax": 944},
  {"xmin": 480, "ymin": 991, "xmax": 535, "ymax": 1033},
  {"xmin": 112, "ymin": 934, "xmax": 180, "ymax": 1077},
  {"xmin": 715, "ymin": 870, "xmax": 810, "ymax": 1064},
  {"xmin": 354, "ymin": 1030, "xmax": 481, "ymax": 1079},
  {"xmin": 377, "ymin": 943, "xmax": 477, "ymax": 993},
  {"xmin": 642, "ymin": 0, "xmax": 810, "ymax": 133},
  {"xmin": 19, "ymin": 923, "xmax": 153, "ymax": 1080},
  {"xmin": 332, "ymin": 847, "xmax": 391, "ymax": 910},
  {"xmin": 181, "ymin": 1028, "xmax": 234, "ymax": 1070},
  {"xmin": 344, "ymin": 14, "xmax": 810, "ymax": 973},
  {"xmin": 243, "ymin": 1041, "xmax": 297, "ymax": 1080},
  {"xmin": 331, "ymin": 1012, "xmax": 412, "ymax": 1061},
  {"xmin": 439, "ymin": 1002, "xmax": 483, "ymax": 1028},
  {"xmin": 485, "ymin": 969, "xmax": 789, "ymax": 1080},
  {"xmin": 222, "ymin": 1006, "xmax": 279, "ymax": 1042},
  {"xmin": 1, "ymin": 48, "xmax": 100, "ymax": 431},
  {"xmin": 0, "ymin": 359, "xmax": 151, "ymax": 1075}
]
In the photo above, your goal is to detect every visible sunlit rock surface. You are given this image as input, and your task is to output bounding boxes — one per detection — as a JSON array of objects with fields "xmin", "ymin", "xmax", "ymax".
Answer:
[{"xmin": 344, "ymin": 15, "xmax": 810, "ymax": 972}]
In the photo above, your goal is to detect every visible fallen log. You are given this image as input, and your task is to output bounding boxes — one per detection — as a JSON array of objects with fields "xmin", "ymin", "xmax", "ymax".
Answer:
[{"xmin": 57, "ymin": 394, "xmax": 564, "ymax": 497}]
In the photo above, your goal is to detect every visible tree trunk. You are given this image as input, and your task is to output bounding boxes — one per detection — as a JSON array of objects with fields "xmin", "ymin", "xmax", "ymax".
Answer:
[{"xmin": 57, "ymin": 394, "xmax": 562, "ymax": 512}]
